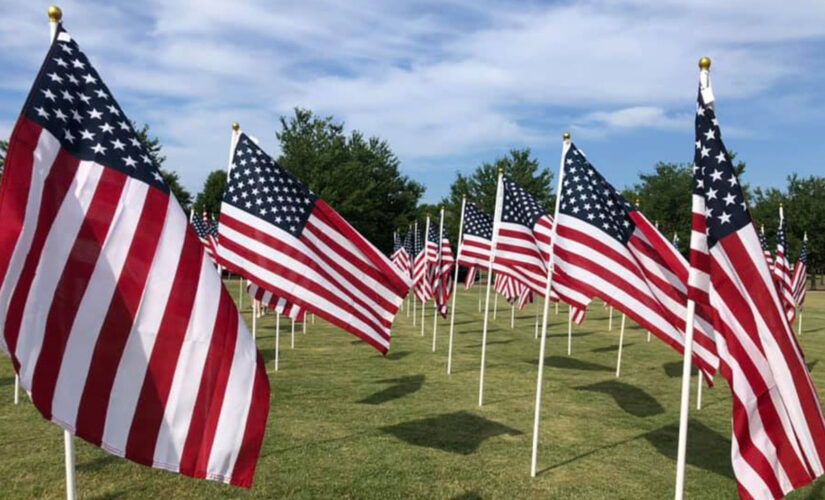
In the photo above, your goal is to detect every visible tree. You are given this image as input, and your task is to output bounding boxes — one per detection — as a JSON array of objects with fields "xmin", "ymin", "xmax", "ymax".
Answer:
[
  {"xmin": 441, "ymin": 149, "xmax": 553, "ymax": 243},
  {"xmin": 193, "ymin": 170, "xmax": 227, "ymax": 218},
  {"xmin": 0, "ymin": 139, "xmax": 7, "ymax": 178},
  {"xmin": 133, "ymin": 122, "xmax": 192, "ymax": 212},
  {"xmin": 276, "ymin": 108, "xmax": 424, "ymax": 252}
]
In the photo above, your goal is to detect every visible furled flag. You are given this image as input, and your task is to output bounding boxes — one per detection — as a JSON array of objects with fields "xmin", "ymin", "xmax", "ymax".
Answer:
[
  {"xmin": 391, "ymin": 231, "xmax": 410, "ymax": 276},
  {"xmin": 791, "ymin": 233, "xmax": 808, "ymax": 308},
  {"xmin": 216, "ymin": 132, "xmax": 410, "ymax": 354},
  {"xmin": 551, "ymin": 143, "xmax": 720, "ymax": 379},
  {"xmin": 493, "ymin": 177, "xmax": 589, "ymax": 323},
  {"xmin": 433, "ymin": 235, "xmax": 454, "ymax": 317},
  {"xmin": 403, "ymin": 228, "xmax": 414, "ymax": 278},
  {"xmin": 464, "ymin": 266, "xmax": 479, "ymax": 290},
  {"xmin": 773, "ymin": 212, "xmax": 797, "ymax": 322},
  {"xmin": 247, "ymin": 282, "xmax": 304, "ymax": 321},
  {"xmin": 689, "ymin": 84, "xmax": 825, "ymax": 499},
  {"xmin": 0, "ymin": 26, "xmax": 269, "ymax": 487},
  {"xmin": 759, "ymin": 224, "xmax": 774, "ymax": 271},
  {"xmin": 412, "ymin": 225, "xmax": 432, "ymax": 302},
  {"xmin": 192, "ymin": 209, "xmax": 219, "ymax": 265},
  {"xmin": 456, "ymin": 202, "xmax": 493, "ymax": 290}
]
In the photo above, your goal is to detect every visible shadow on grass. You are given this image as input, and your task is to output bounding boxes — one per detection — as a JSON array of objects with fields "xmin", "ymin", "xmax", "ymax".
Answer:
[
  {"xmin": 0, "ymin": 376, "xmax": 15, "ymax": 387},
  {"xmin": 642, "ymin": 420, "xmax": 734, "ymax": 479},
  {"xmin": 575, "ymin": 380, "xmax": 664, "ymax": 417},
  {"xmin": 451, "ymin": 492, "xmax": 482, "ymax": 500},
  {"xmin": 77, "ymin": 454, "xmax": 118, "ymax": 472},
  {"xmin": 381, "ymin": 411, "xmax": 521, "ymax": 455},
  {"xmin": 662, "ymin": 361, "xmax": 698, "ymax": 378},
  {"xmin": 807, "ymin": 359, "xmax": 819, "ymax": 373},
  {"xmin": 358, "ymin": 375, "xmax": 425, "ymax": 405},
  {"xmin": 528, "ymin": 356, "xmax": 612, "ymax": 372},
  {"xmin": 548, "ymin": 331, "xmax": 595, "ymax": 339},
  {"xmin": 385, "ymin": 351, "xmax": 412, "ymax": 361},
  {"xmin": 591, "ymin": 344, "xmax": 633, "ymax": 353},
  {"xmin": 466, "ymin": 339, "xmax": 516, "ymax": 349}
]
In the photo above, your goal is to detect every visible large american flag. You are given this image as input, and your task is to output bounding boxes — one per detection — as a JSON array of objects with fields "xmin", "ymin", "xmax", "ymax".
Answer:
[
  {"xmin": 773, "ymin": 213, "xmax": 797, "ymax": 322},
  {"xmin": 493, "ymin": 177, "xmax": 589, "ymax": 323},
  {"xmin": 689, "ymin": 86, "xmax": 825, "ymax": 499},
  {"xmin": 791, "ymin": 234, "xmax": 808, "ymax": 308},
  {"xmin": 216, "ymin": 133, "xmax": 409, "ymax": 354},
  {"xmin": 552, "ymin": 144, "xmax": 720, "ymax": 379},
  {"xmin": 0, "ymin": 27, "xmax": 269, "ymax": 487},
  {"xmin": 191, "ymin": 209, "xmax": 219, "ymax": 265}
]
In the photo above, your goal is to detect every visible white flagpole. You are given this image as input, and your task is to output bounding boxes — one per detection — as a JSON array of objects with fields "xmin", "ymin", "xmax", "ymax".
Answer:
[
  {"xmin": 447, "ymin": 196, "xmax": 467, "ymax": 374},
  {"xmin": 479, "ymin": 168, "xmax": 505, "ymax": 407},
  {"xmin": 421, "ymin": 216, "xmax": 430, "ymax": 337},
  {"xmin": 616, "ymin": 313, "xmax": 625, "ymax": 377},
  {"xmin": 647, "ymin": 330, "xmax": 651, "ymax": 342},
  {"xmin": 275, "ymin": 312, "xmax": 280, "ymax": 371},
  {"xmin": 413, "ymin": 220, "xmax": 418, "ymax": 327},
  {"xmin": 567, "ymin": 308, "xmax": 573, "ymax": 356},
  {"xmin": 554, "ymin": 301, "xmax": 558, "ymax": 315},
  {"xmin": 477, "ymin": 271, "xmax": 482, "ymax": 312},
  {"xmin": 530, "ymin": 132, "xmax": 570, "ymax": 477},
  {"xmin": 14, "ymin": 374, "xmax": 19, "ymax": 405},
  {"xmin": 238, "ymin": 277, "xmax": 243, "ymax": 311},
  {"xmin": 696, "ymin": 372, "xmax": 703, "ymax": 410},
  {"xmin": 251, "ymin": 300, "xmax": 256, "ymax": 341},
  {"xmin": 799, "ymin": 309, "xmax": 803, "ymax": 336},
  {"xmin": 303, "ymin": 316, "xmax": 307, "ymax": 335},
  {"xmin": 291, "ymin": 317, "xmax": 295, "ymax": 349},
  {"xmin": 49, "ymin": 8, "xmax": 77, "ymax": 500},
  {"xmin": 510, "ymin": 304, "xmax": 515, "ymax": 329},
  {"xmin": 493, "ymin": 288, "xmax": 499, "ymax": 320},
  {"xmin": 674, "ymin": 57, "xmax": 711, "ymax": 500},
  {"xmin": 608, "ymin": 305, "xmax": 613, "ymax": 331},
  {"xmin": 534, "ymin": 302, "xmax": 540, "ymax": 339},
  {"xmin": 433, "ymin": 207, "xmax": 445, "ymax": 352}
]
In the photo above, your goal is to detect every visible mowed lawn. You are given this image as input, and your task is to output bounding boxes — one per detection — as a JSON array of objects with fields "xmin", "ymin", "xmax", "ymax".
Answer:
[{"xmin": 1, "ymin": 283, "xmax": 825, "ymax": 499}]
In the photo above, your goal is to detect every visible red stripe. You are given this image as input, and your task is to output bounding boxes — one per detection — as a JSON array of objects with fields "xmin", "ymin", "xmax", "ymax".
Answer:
[
  {"xmin": 75, "ymin": 188, "xmax": 168, "ymax": 445},
  {"xmin": 31, "ymin": 167, "xmax": 126, "ymax": 419},
  {"xmin": 125, "ymin": 229, "xmax": 203, "ymax": 465},
  {"xmin": 4, "ymin": 148, "xmax": 81, "ymax": 369},
  {"xmin": 0, "ymin": 118, "xmax": 41, "ymax": 287},
  {"xmin": 179, "ymin": 289, "xmax": 237, "ymax": 479},
  {"xmin": 230, "ymin": 351, "xmax": 270, "ymax": 487}
]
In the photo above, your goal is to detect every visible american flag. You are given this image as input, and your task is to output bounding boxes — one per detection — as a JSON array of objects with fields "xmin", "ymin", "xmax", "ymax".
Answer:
[
  {"xmin": 247, "ymin": 282, "xmax": 304, "ymax": 321},
  {"xmin": 433, "ymin": 235, "xmax": 454, "ymax": 317},
  {"xmin": 493, "ymin": 177, "xmax": 589, "ymax": 323},
  {"xmin": 791, "ymin": 233, "xmax": 808, "ymax": 308},
  {"xmin": 759, "ymin": 224, "xmax": 774, "ymax": 271},
  {"xmin": 457, "ymin": 202, "xmax": 492, "ymax": 291},
  {"xmin": 464, "ymin": 265, "xmax": 479, "ymax": 290},
  {"xmin": 412, "ymin": 224, "xmax": 432, "ymax": 302},
  {"xmin": 689, "ymin": 86, "xmax": 825, "ymax": 499},
  {"xmin": 0, "ymin": 27, "xmax": 269, "ymax": 487},
  {"xmin": 216, "ymin": 132, "xmax": 410, "ymax": 354},
  {"xmin": 494, "ymin": 273, "xmax": 518, "ymax": 304},
  {"xmin": 773, "ymin": 212, "xmax": 797, "ymax": 322},
  {"xmin": 403, "ymin": 227, "xmax": 414, "ymax": 274},
  {"xmin": 390, "ymin": 231, "xmax": 410, "ymax": 276},
  {"xmin": 191, "ymin": 209, "xmax": 219, "ymax": 264},
  {"xmin": 552, "ymin": 143, "xmax": 720, "ymax": 379}
]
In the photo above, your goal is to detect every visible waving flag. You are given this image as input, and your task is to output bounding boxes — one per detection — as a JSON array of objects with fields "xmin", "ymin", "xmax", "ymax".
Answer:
[
  {"xmin": 391, "ymin": 231, "xmax": 410, "ymax": 276},
  {"xmin": 551, "ymin": 144, "xmax": 719, "ymax": 378},
  {"xmin": 412, "ymin": 224, "xmax": 432, "ymax": 302},
  {"xmin": 434, "ymin": 236, "xmax": 454, "ymax": 317},
  {"xmin": 759, "ymin": 225, "xmax": 774, "ymax": 272},
  {"xmin": 791, "ymin": 233, "xmax": 808, "ymax": 308},
  {"xmin": 247, "ymin": 282, "xmax": 304, "ymax": 321},
  {"xmin": 773, "ymin": 212, "xmax": 797, "ymax": 322},
  {"xmin": 457, "ymin": 202, "xmax": 493, "ymax": 291},
  {"xmin": 0, "ymin": 26, "xmax": 269, "ymax": 487},
  {"xmin": 192, "ymin": 209, "xmax": 219, "ymax": 265},
  {"xmin": 216, "ymin": 133, "xmax": 409, "ymax": 354},
  {"xmin": 464, "ymin": 266, "xmax": 479, "ymax": 290},
  {"xmin": 689, "ymin": 84, "xmax": 825, "ymax": 499}
]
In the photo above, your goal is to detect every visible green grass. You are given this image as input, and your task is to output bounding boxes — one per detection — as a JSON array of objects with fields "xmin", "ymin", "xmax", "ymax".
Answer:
[{"xmin": 2, "ymin": 284, "xmax": 825, "ymax": 498}]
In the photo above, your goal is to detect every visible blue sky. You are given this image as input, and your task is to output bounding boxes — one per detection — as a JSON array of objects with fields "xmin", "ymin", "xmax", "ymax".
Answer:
[{"xmin": 2, "ymin": 1, "xmax": 825, "ymax": 203}]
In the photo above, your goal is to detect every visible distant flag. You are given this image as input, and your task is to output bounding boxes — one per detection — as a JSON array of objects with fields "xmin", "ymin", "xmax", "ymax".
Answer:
[
  {"xmin": 551, "ymin": 143, "xmax": 719, "ymax": 378},
  {"xmin": 464, "ymin": 266, "xmax": 479, "ymax": 290},
  {"xmin": 494, "ymin": 273, "xmax": 518, "ymax": 304},
  {"xmin": 689, "ymin": 75, "xmax": 825, "ymax": 499},
  {"xmin": 247, "ymin": 282, "xmax": 305, "ymax": 321},
  {"xmin": 457, "ymin": 202, "xmax": 493, "ymax": 291},
  {"xmin": 191, "ymin": 209, "xmax": 219, "ymax": 265},
  {"xmin": 0, "ymin": 25, "xmax": 269, "ymax": 486},
  {"xmin": 791, "ymin": 233, "xmax": 808, "ymax": 308},
  {"xmin": 216, "ymin": 132, "xmax": 410, "ymax": 354},
  {"xmin": 434, "ymin": 235, "xmax": 454, "ymax": 317},
  {"xmin": 402, "ymin": 228, "xmax": 414, "ymax": 277},
  {"xmin": 773, "ymin": 209, "xmax": 797, "ymax": 322},
  {"xmin": 391, "ymin": 231, "xmax": 411, "ymax": 276},
  {"xmin": 412, "ymin": 223, "xmax": 433, "ymax": 302},
  {"xmin": 760, "ymin": 224, "xmax": 774, "ymax": 271}
]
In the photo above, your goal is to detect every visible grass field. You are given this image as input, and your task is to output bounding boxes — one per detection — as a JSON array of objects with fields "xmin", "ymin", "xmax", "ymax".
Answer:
[{"xmin": 1, "ymin": 284, "xmax": 825, "ymax": 499}]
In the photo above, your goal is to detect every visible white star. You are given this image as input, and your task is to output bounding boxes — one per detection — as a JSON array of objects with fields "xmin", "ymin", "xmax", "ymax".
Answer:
[
  {"xmin": 87, "ymin": 108, "xmax": 103, "ymax": 120},
  {"xmin": 697, "ymin": 106, "xmax": 706, "ymax": 116},
  {"xmin": 41, "ymin": 88, "xmax": 57, "ymax": 101},
  {"xmin": 700, "ymin": 146, "xmax": 710, "ymax": 158},
  {"xmin": 94, "ymin": 89, "xmax": 108, "ymax": 99},
  {"xmin": 710, "ymin": 169, "xmax": 723, "ymax": 182},
  {"xmin": 106, "ymin": 105, "xmax": 119, "ymax": 116},
  {"xmin": 130, "ymin": 138, "xmax": 142, "ymax": 148},
  {"xmin": 59, "ymin": 43, "xmax": 73, "ymax": 54},
  {"xmin": 695, "ymin": 140, "xmax": 701, "ymax": 150},
  {"xmin": 53, "ymin": 108, "xmax": 67, "ymax": 121},
  {"xmin": 54, "ymin": 57, "xmax": 68, "ymax": 67},
  {"xmin": 111, "ymin": 138, "xmax": 125, "ymax": 150},
  {"xmin": 63, "ymin": 129, "xmax": 75, "ymax": 143},
  {"xmin": 707, "ymin": 188, "xmax": 718, "ymax": 200},
  {"xmin": 92, "ymin": 143, "xmax": 106, "ymax": 155},
  {"xmin": 78, "ymin": 93, "xmax": 91, "ymax": 104},
  {"xmin": 60, "ymin": 90, "xmax": 74, "ymax": 103},
  {"xmin": 718, "ymin": 212, "xmax": 732, "ymax": 224},
  {"xmin": 723, "ymin": 193, "xmax": 736, "ymax": 206},
  {"xmin": 703, "ymin": 129, "xmax": 715, "ymax": 141},
  {"xmin": 715, "ymin": 151, "xmax": 727, "ymax": 164},
  {"xmin": 82, "ymin": 74, "xmax": 97, "ymax": 84},
  {"xmin": 727, "ymin": 175, "xmax": 738, "ymax": 187},
  {"xmin": 123, "ymin": 156, "xmax": 137, "ymax": 168},
  {"xmin": 71, "ymin": 58, "xmax": 85, "ymax": 69},
  {"xmin": 99, "ymin": 122, "xmax": 114, "ymax": 134},
  {"xmin": 34, "ymin": 106, "xmax": 49, "ymax": 119},
  {"xmin": 152, "ymin": 171, "xmax": 163, "ymax": 182},
  {"xmin": 47, "ymin": 72, "xmax": 63, "ymax": 84},
  {"xmin": 67, "ymin": 74, "xmax": 79, "ymax": 85},
  {"xmin": 80, "ymin": 129, "xmax": 95, "ymax": 141},
  {"xmin": 118, "ymin": 121, "xmax": 130, "ymax": 131}
]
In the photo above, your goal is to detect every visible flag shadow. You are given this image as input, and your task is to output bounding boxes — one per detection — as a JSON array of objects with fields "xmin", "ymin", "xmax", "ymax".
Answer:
[
  {"xmin": 466, "ymin": 339, "xmax": 516, "ymax": 349},
  {"xmin": 575, "ymin": 380, "xmax": 664, "ymax": 417},
  {"xmin": 528, "ymin": 356, "xmax": 613, "ymax": 372},
  {"xmin": 662, "ymin": 361, "xmax": 698, "ymax": 378},
  {"xmin": 380, "ymin": 411, "xmax": 522, "ymax": 455},
  {"xmin": 642, "ymin": 420, "xmax": 734, "ymax": 479},
  {"xmin": 591, "ymin": 343, "xmax": 634, "ymax": 353},
  {"xmin": 358, "ymin": 375, "xmax": 425, "ymax": 405},
  {"xmin": 385, "ymin": 351, "xmax": 412, "ymax": 361}
]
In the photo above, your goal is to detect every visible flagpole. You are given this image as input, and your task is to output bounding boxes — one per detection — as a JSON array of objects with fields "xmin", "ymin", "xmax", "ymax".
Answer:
[
  {"xmin": 406, "ymin": 223, "xmax": 412, "ymax": 318},
  {"xmin": 251, "ymin": 300, "xmax": 257, "ymax": 341},
  {"xmin": 511, "ymin": 304, "xmax": 515, "ymax": 329},
  {"xmin": 567, "ymin": 308, "xmax": 573, "ymax": 356},
  {"xmin": 554, "ymin": 301, "xmax": 558, "ymax": 315},
  {"xmin": 674, "ymin": 57, "xmax": 711, "ymax": 500},
  {"xmin": 477, "ymin": 271, "xmax": 482, "ymax": 312},
  {"xmin": 530, "ymin": 132, "xmax": 570, "ymax": 477},
  {"xmin": 608, "ymin": 305, "xmax": 613, "ymax": 331},
  {"xmin": 615, "ymin": 311, "xmax": 625, "ymax": 377},
  {"xmin": 49, "ymin": 7, "xmax": 77, "ymax": 500},
  {"xmin": 493, "ymin": 287, "xmax": 499, "ymax": 320},
  {"xmin": 447, "ymin": 196, "xmax": 467, "ymax": 374},
  {"xmin": 696, "ymin": 372, "xmax": 703, "ymax": 410},
  {"xmin": 534, "ymin": 302, "xmax": 540, "ymax": 339},
  {"xmin": 479, "ymin": 168, "xmax": 504, "ymax": 407},
  {"xmin": 433, "ymin": 207, "xmax": 445, "ymax": 352},
  {"xmin": 413, "ymin": 220, "xmax": 418, "ymax": 327},
  {"xmin": 291, "ymin": 317, "xmax": 295, "ymax": 349},
  {"xmin": 275, "ymin": 312, "xmax": 280, "ymax": 371},
  {"xmin": 421, "ymin": 216, "xmax": 430, "ymax": 337}
]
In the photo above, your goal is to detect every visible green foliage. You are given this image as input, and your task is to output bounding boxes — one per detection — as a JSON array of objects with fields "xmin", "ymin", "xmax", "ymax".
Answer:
[
  {"xmin": 276, "ymin": 108, "xmax": 424, "ymax": 252},
  {"xmin": 441, "ymin": 149, "xmax": 553, "ymax": 242},
  {"xmin": 193, "ymin": 170, "xmax": 227, "ymax": 219}
]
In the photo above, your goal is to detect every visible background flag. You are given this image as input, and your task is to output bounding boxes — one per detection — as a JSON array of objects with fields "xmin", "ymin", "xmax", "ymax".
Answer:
[
  {"xmin": 791, "ymin": 233, "xmax": 808, "ymax": 308},
  {"xmin": 773, "ymin": 212, "xmax": 797, "ymax": 322}
]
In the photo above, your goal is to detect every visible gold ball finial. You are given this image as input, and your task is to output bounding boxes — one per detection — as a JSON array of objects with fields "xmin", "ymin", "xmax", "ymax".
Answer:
[
  {"xmin": 635, "ymin": 198, "xmax": 640, "ymax": 207},
  {"xmin": 48, "ymin": 5, "xmax": 62, "ymax": 22},
  {"xmin": 497, "ymin": 167, "xmax": 504, "ymax": 175},
  {"xmin": 462, "ymin": 194, "xmax": 467, "ymax": 199},
  {"xmin": 563, "ymin": 132, "xmax": 571, "ymax": 140},
  {"xmin": 699, "ymin": 57, "xmax": 711, "ymax": 71},
  {"xmin": 231, "ymin": 122, "xmax": 240, "ymax": 131}
]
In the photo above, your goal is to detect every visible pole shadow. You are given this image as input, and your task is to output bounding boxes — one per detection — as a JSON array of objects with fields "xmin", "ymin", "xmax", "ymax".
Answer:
[
  {"xmin": 575, "ymin": 380, "xmax": 664, "ymax": 417},
  {"xmin": 358, "ymin": 375, "xmax": 425, "ymax": 405},
  {"xmin": 380, "ymin": 411, "xmax": 522, "ymax": 455}
]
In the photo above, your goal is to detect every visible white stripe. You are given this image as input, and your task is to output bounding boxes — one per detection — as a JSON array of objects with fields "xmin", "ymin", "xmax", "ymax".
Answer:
[
  {"xmin": 51, "ymin": 179, "xmax": 149, "ymax": 427},
  {"xmin": 152, "ymin": 253, "xmax": 222, "ymax": 470},
  {"xmin": 101, "ymin": 196, "xmax": 184, "ymax": 453},
  {"xmin": 16, "ymin": 161, "xmax": 101, "ymax": 390},
  {"xmin": 0, "ymin": 130, "xmax": 61, "ymax": 354}
]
